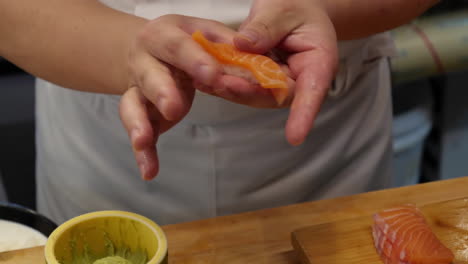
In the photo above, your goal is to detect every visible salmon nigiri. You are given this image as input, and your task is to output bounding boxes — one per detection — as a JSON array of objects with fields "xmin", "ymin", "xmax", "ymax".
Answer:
[
  {"xmin": 372, "ymin": 204, "xmax": 454, "ymax": 264},
  {"xmin": 192, "ymin": 30, "xmax": 289, "ymax": 105}
]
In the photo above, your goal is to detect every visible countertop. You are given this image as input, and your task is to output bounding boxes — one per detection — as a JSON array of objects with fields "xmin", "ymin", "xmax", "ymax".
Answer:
[{"xmin": 2, "ymin": 176, "xmax": 468, "ymax": 263}]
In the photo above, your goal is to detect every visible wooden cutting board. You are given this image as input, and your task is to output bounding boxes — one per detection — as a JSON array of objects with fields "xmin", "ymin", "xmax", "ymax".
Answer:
[
  {"xmin": 291, "ymin": 197, "xmax": 468, "ymax": 264},
  {"xmin": 0, "ymin": 246, "xmax": 44, "ymax": 263},
  {"xmin": 3, "ymin": 177, "xmax": 468, "ymax": 263}
]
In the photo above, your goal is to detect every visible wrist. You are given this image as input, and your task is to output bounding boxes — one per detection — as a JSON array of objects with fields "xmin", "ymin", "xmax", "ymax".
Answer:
[{"xmin": 120, "ymin": 17, "xmax": 148, "ymax": 94}]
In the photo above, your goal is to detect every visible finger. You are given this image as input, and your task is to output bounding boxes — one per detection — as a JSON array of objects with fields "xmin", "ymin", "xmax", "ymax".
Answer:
[
  {"xmin": 197, "ymin": 76, "xmax": 277, "ymax": 108},
  {"xmin": 142, "ymin": 20, "xmax": 220, "ymax": 86},
  {"xmin": 119, "ymin": 87, "xmax": 160, "ymax": 180},
  {"xmin": 219, "ymin": 74, "xmax": 296, "ymax": 107},
  {"xmin": 195, "ymin": 75, "xmax": 294, "ymax": 108},
  {"xmin": 171, "ymin": 68, "xmax": 197, "ymax": 120},
  {"xmin": 145, "ymin": 103, "xmax": 184, "ymax": 135},
  {"xmin": 135, "ymin": 147, "xmax": 159, "ymax": 181},
  {"xmin": 119, "ymin": 86, "xmax": 156, "ymax": 151},
  {"xmin": 285, "ymin": 50, "xmax": 337, "ymax": 146},
  {"xmin": 234, "ymin": 1, "xmax": 302, "ymax": 53},
  {"xmin": 134, "ymin": 53, "xmax": 188, "ymax": 121}
]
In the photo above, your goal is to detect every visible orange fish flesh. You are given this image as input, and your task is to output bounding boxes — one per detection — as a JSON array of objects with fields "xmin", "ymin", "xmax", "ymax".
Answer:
[
  {"xmin": 372, "ymin": 204, "xmax": 454, "ymax": 264},
  {"xmin": 192, "ymin": 30, "xmax": 289, "ymax": 105}
]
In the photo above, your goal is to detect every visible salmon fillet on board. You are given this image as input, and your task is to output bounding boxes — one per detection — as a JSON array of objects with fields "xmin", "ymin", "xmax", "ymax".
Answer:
[
  {"xmin": 372, "ymin": 204, "xmax": 454, "ymax": 264},
  {"xmin": 192, "ymin": 31, "xmax": 289, "ymax": 105}
]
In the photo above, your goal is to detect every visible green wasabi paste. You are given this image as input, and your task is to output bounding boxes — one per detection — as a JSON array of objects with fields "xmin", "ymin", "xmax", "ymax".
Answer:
[
  {"xmin": 64, "ymin": 232, "xmax": 148, "ymax": 264},
  {"xmin": 92, "ymin": 256, "xmax": 133, "ymax": 264}
]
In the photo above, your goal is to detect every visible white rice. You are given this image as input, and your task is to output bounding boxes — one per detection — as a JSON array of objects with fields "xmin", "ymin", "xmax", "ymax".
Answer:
[
  {"xmin": 0, "ymin": 219, "xmax": 47, "ymax": 252},
  {"xmin": 222, "ymin": 64, "xmax": 259, "ymax": 84}
]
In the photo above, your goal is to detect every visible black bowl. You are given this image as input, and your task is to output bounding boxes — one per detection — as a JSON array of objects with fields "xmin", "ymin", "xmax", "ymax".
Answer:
[{"xmin": 0, "ymin": 202, "xmax": 57, "ymax": 237}]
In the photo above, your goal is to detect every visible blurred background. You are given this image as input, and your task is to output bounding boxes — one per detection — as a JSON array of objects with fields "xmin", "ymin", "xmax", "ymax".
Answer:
[{"xmin": 1, "ymin": 2, "xmax": 468, "ymax": 209}]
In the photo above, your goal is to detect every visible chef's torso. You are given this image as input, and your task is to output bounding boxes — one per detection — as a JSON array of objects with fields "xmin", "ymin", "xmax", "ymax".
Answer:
[{"xmin": 35, "ymin": 0, "xmax": 395, "ymax": 225}]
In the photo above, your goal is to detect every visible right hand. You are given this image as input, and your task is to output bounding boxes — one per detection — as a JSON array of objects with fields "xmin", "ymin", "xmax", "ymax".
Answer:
[
  {"xmin": 119, "ymin": 15, "xmax": 237, "ymax": 180},
  {"xmin": 233, "ymin": 0, "xmax": 339, "ymax": 146}
]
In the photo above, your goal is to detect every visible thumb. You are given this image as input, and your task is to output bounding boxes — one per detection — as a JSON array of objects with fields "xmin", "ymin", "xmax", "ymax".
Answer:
[{"xmin": 234, "ymin": 4, "xmax": 301, "ymax": 54}]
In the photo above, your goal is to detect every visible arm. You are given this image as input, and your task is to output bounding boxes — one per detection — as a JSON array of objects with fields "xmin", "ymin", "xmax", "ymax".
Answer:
[
  {"xmin": 324, "ymin": 0, "xmax": 440, "ymax": 40},
  {"xmin": 0, "ymin": 0, "xmax": 239, "ymax": 180},
  {"xmin": 0, "ymin": 0, "xmax": 146, "ymax": 94}
]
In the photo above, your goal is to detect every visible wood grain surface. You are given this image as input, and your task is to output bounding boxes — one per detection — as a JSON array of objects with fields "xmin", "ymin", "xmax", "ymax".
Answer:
[
  {"xmin": 291, "ymin": 198, "xmax": 468, "ymax": 264},
  {"xmin": 0, "ymin": 246, "xmax": 44, "ymax": 263},
  {"xmin": 1, "ymin": 177, "xmax": 468, "ymax": 264}
]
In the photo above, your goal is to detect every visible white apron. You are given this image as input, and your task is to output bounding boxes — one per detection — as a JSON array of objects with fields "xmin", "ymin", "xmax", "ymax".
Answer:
[{"xmin": 36, "ymin": 0, "xmax": 396, "ymax": 225}]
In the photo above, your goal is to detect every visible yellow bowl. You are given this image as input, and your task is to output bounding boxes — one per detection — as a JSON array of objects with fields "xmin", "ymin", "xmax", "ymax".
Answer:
[{"xmin": 44, "ymin": 211, "xmax": 168, "ymax": 264}]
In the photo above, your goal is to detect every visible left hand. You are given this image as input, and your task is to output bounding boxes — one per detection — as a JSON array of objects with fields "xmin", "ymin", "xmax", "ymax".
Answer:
[{"xmin": 119, "ymin": 15, "xmax": 238, "ymax": 180}]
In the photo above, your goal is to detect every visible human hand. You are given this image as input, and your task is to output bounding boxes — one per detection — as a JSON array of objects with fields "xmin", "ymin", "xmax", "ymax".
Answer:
[
  {"xmin": 119, "ymin": 15, "xmax": 239, "ymax": 180},
  {"xmin": 225, "ymin": 0, "xmax": 339, "ymax": 146}
]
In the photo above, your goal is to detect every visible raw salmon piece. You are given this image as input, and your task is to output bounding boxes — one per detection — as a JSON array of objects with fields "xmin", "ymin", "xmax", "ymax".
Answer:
[
  {"xmin": 372, "ymin": 204, "xmax": 454, "ymax": 264},
  {"xmin": 192, "ymin": 30, "xmax": 289, "ymax": 105}
]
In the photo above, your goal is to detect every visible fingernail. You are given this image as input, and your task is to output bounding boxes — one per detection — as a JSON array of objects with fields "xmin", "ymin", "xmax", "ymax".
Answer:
[
  {"xmin": 136, "ymin": 156, "xmax": 144, "ymax": 176},
  {"xmin": 239, "ymin": 29, "xmax": 259, "ymax": 45},
  {"xmin": 130, "ymin": 128, "xmax": 141, "ymax": 150},
  {"xmin": 291, "ymin": 138, "xmax": 304, "ymax": 147},
  {"xmin": 196, "ymin": 65, "xmax": 216, "ymax": 85},
  {"xmin": 139, "ymin": 162, "xmax": 146, "ymax": 179},
  {"xmin": 155, "ymin": 96, "xmax": 171, "ymax": 120},
  {"xmin": 140, "ymin": 163, "xmax": 154, "ymax": 181},
  {"xmin": 135, "ymin": 151, "xmax": 149, "ymax": 180}
]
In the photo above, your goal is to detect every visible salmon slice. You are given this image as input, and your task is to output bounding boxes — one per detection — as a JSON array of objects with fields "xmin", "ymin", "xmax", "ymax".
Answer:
[
  {"xmin": 192, "ymin": 30, "xmax": 289, "ymax": 105},
  {"xmin": 372, "ymin": 204, "xmax": 454, "ymax": 264}
]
